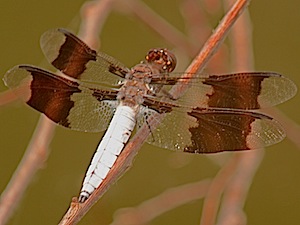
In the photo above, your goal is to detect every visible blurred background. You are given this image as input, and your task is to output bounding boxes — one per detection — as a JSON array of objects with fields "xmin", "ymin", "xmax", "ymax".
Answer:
[{"xmin": 0, "ymin": 0, "xmax": 300, "ymax": 224}]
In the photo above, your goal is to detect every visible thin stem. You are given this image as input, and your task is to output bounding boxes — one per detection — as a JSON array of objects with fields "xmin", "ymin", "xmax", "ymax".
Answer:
[
  {"xmin": 119, "ymin": 0, "xmax": 196, "ymax": 56},
  {"xmin": 216, "ymin": 152, "xmax": 264, "ymax": 225},
  {"xmin": 0, "ymin": 116, "xmax": 55, "ymax": 225},
  {"xmin": 215, "ymin": 1, "xmax": 263, "ymax": 225},
  {"xmin": 0, "ymin": 1, "xmax": 116, "ymax": 224},
  {"xmin": 200, "ymin": 155, "xmax": 240, "ymax": 225},
  {"xmin": 110, "ymin": 180, "xmax": 211, "ymax": 225},
  {"xmin": 0, "ymin": 90, "xmax": 20, "ymax": 106}
]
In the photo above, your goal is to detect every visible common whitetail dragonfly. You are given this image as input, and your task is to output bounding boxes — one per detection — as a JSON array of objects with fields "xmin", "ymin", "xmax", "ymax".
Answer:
[{"xmin": 3, "ymin": 28, "xmax": 297, "ymax": 203}]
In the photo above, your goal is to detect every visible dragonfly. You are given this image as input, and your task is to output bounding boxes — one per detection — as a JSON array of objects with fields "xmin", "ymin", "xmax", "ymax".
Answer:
[{"xmin": 3, "ymin": 28, "xmax": 297, "ymax": 203}]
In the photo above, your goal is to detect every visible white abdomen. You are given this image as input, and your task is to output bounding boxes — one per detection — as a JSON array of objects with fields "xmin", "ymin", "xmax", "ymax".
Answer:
[{"xmin": 79, "ymin": 105, "xmax": 136, "ymax": 202}]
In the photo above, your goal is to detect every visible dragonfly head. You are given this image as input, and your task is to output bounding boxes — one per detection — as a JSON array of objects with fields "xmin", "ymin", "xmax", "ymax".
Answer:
[{"xmin": 145, "ymin": 48, "xmax": 176, "ymax": 73}]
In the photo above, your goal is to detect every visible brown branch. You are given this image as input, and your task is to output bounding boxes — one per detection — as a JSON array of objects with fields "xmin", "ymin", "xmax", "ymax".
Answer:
[
  {"xmin": 110, "ymin": 180, "xmax": 211, "ymax": 225},
  {"xmin": 78, "ymin": 0, "xmax": 118, "ymax": 49},
  {"xmin": 263, "ymin": 107, "xmax": 300, "ymax": 149},
  {"xmin": 227, "ymin": 7, "xmax": 254, "ymax": 71},
  {"xmin": 0, "ymin": 35, "xmax": 57, "ymax": 225},
  {"xmin": 0, "ymin": 90, "xmax": 20, "ymax": 106},
  {"xmin": 187, "ymin": 0, "xmax": 249, "ymax": 71},
  {"xmin": 0, "ymin": 1, "xmax": 116, "ymax": 224},
  {"xmin": 217, "ymin": 152, "xmax": 264, "ymax": 225},
  {"xmin": 117, "ymin": 0, "xmax": 197, "ymax": 57},
  {"xmin": 215, "ymin": 3, "xmax": 299, "ymax": 224},
  {"xmin": 59, "ymin": 0, "xmax": 251, "ymax": 224},
  {"xmin": 200, "ymin": 155, "xmax": 240, "ymax": 225},
  {"xmin": 213, "ymin": 2, "xmax": 263, "ymax": 225},
  {"xmin": 203, "ymin": 0, "xmax": 222, "ymax": 14},
  {"xmin": 0, "ymin": 116, "xmax": 55, "ymax": 225}
]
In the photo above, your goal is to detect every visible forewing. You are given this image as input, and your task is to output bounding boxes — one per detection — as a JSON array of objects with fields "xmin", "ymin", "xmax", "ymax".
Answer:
[
  {"xmin": 40, "ymin": 28, "xmax": 129, "ymax": 86},
  {"xmin": 151, "ymin": 72, "xmax": 297, "ymax": 109},
  {"xmin": 3, "ymin": 65, "xmax": 118, "ymax": 132}
]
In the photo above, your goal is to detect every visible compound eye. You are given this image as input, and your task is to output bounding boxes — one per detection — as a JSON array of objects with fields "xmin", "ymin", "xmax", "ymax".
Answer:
[{"xmin": 145, "ymin": 48, "xmax": 177, "ymax": 72}]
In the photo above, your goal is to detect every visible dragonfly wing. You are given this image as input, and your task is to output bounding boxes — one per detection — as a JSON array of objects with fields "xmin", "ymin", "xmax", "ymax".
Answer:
[
  {"xmin": 152, "ymin": 72, "xmax": 297, "ymax": 109},
  {"xmin": 4, "ymin": 65, "xmax": 118, "ymax": 132},
  {"xmin": 139, "ymin": 99, "xmax": 285, "ymax": 153},
  {"xmin": 40, "ymin": 28, "xmax": 129, "ymax": 86}
]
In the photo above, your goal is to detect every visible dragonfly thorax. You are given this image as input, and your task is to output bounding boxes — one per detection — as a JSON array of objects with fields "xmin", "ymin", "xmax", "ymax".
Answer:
[
  {"xmin": 127, "ymin": 63, "xmax": 157, "ymax": 82},
  {"xmin": 117, "ymin": 78, "xmax": 150, "ymax": 108}
]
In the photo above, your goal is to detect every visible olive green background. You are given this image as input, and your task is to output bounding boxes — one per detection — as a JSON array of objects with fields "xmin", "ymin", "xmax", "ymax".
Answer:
[{"xmin": 1, "ymin": 1, "xmax": 300, "ymax": 225}]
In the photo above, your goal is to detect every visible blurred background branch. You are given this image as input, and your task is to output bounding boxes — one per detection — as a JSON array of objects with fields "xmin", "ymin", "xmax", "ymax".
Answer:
[{"xmin": 0, "ymin": 0, "xmax": 299, "ymax": 224}]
